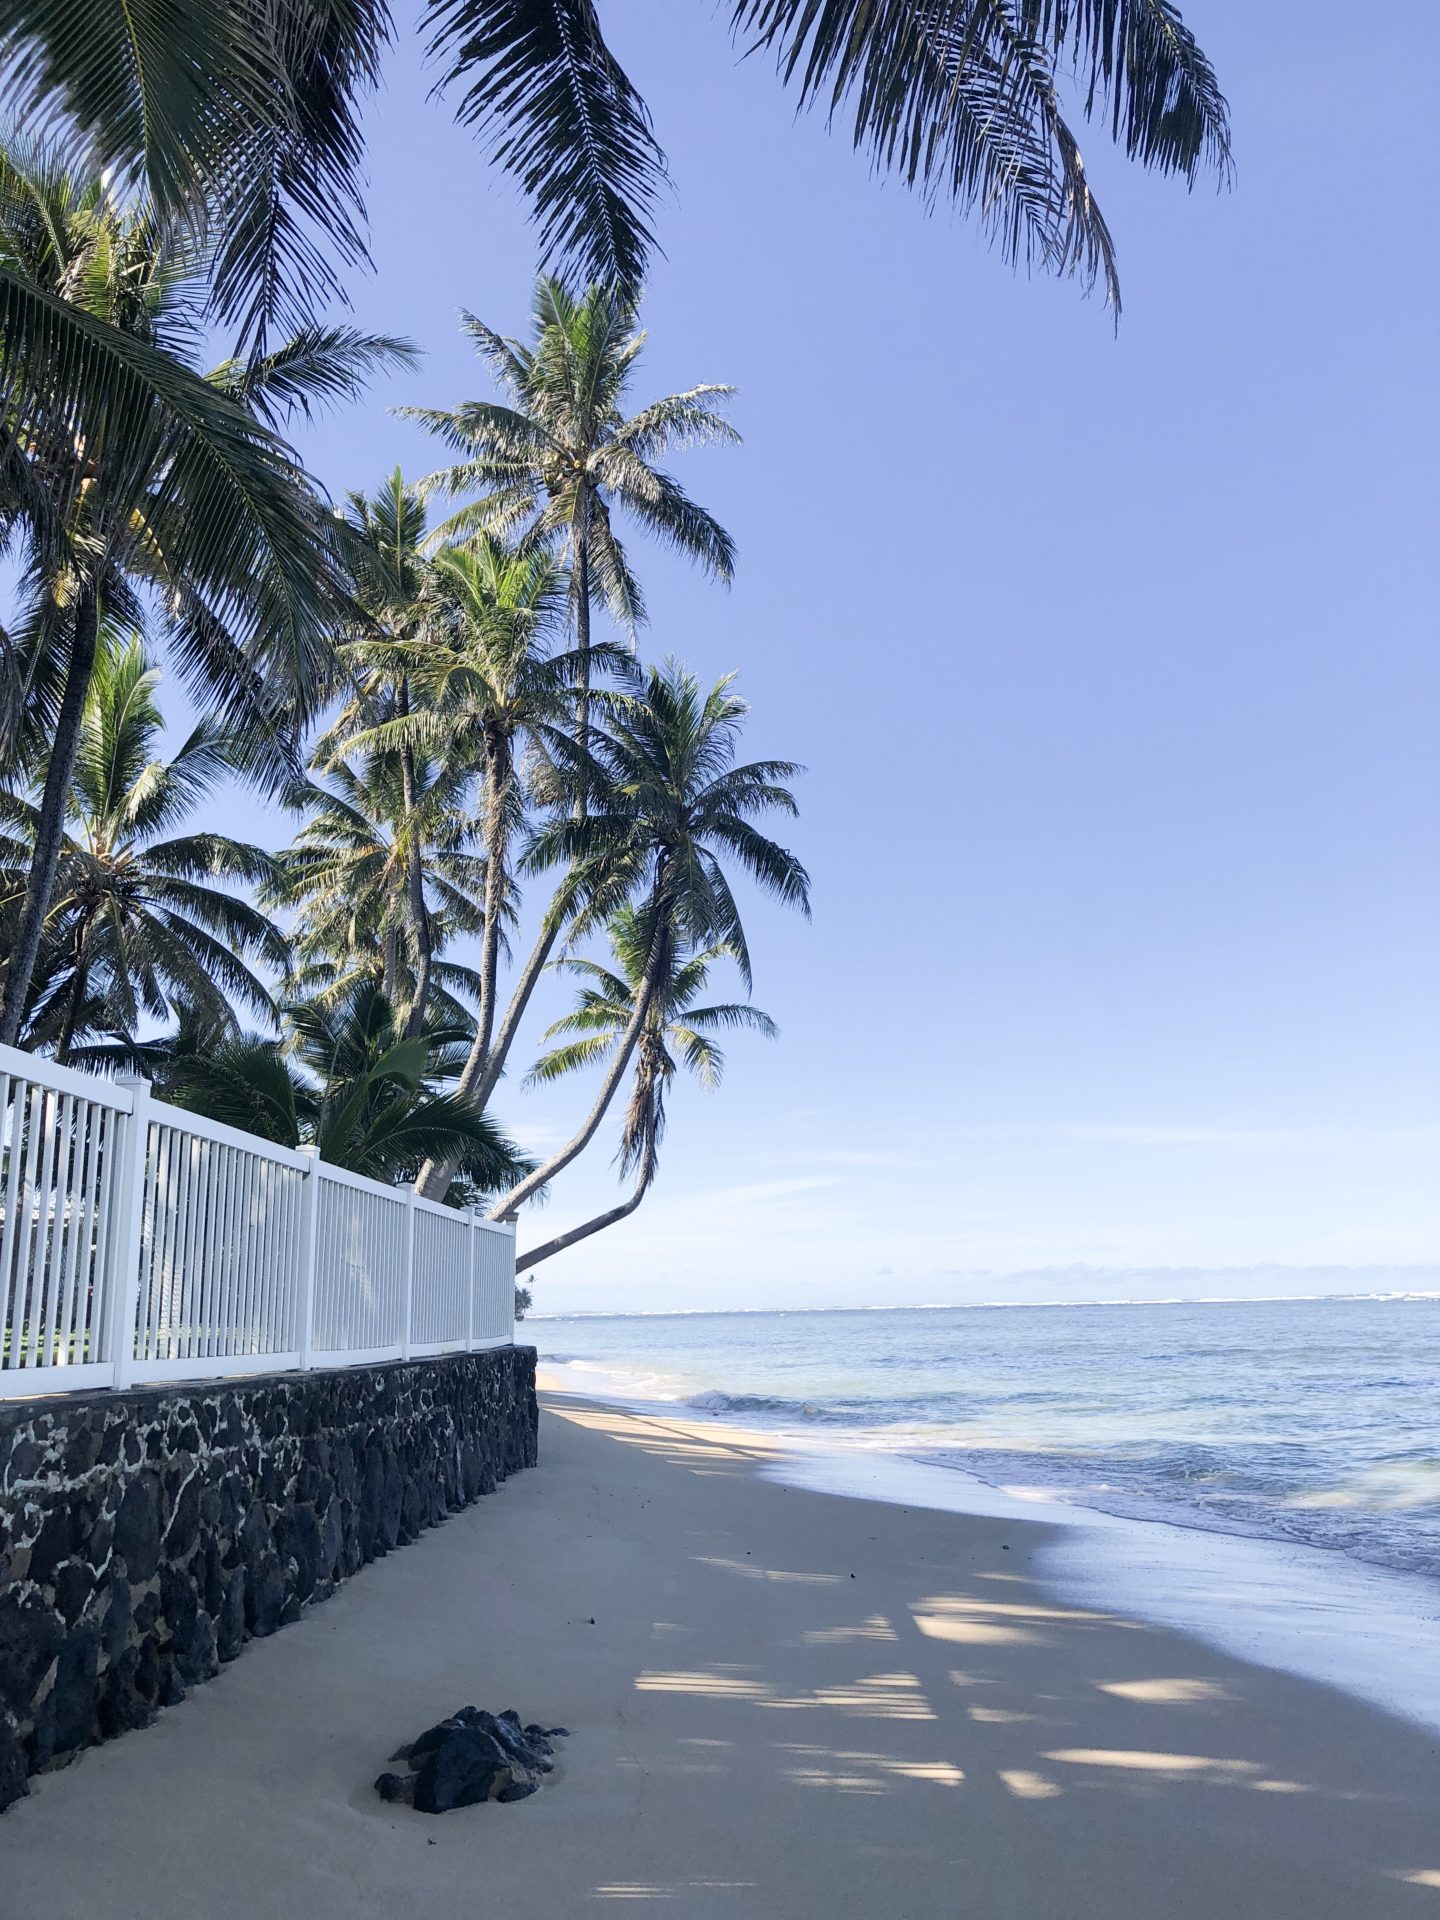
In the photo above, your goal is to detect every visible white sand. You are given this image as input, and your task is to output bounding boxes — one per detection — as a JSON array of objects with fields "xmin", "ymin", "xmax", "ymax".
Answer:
[{"xmin": 3, "ymin": 1393, "xmax": 1438, "ymax": 1918}]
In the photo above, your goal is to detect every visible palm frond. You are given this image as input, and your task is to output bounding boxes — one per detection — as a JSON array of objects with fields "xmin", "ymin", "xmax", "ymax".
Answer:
[{"xmin": 423, "ymin": 0, "xmax": 668, "ymax": 288}]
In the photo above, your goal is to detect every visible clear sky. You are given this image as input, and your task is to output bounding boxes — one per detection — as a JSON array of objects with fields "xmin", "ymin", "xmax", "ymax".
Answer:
[{"xmin": 205, "ymin": 1, "xmax": 1438, "ymax": 1314}]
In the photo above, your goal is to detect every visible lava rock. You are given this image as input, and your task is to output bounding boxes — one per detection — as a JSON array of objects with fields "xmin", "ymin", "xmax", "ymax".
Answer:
[{"xmin": 379, "ymin": 1706, "xmax": 566, "ymax": 1814}]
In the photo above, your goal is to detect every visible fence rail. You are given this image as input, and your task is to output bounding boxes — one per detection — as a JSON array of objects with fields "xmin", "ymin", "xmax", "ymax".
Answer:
[{"xmin": 0, "ymin": 1042, "xmax": 514, "ymax": 1399}]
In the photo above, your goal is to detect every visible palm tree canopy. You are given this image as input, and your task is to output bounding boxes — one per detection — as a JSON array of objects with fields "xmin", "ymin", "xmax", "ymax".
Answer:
[
  {"xmin": 0, "ymin": 628, "xmax": 289, "ymax": 1049},
  {"xmin": 2, "ymin": 2, "xmax": 1229, "ymax": 318},
  {"xmin": 290, "ymin": 979, "xmax": 535, "ymax": 1190},
  {"xmin": 0, "ymin": 138, "xmax": 416, "ymax": 750},
  {"xmin": 160, "ymin": 980, "xmax": 536, "ymax": 1196},
  {"xmin": 533, "ymin": 659, "xmax": 811, "ymax": 987},
  {"xmin": 529, "ymin": 903, "xmax": 776, "ymax": 1184},
  {"xmin": 269, "ymin": 754, "xmax": 487, "ymax": 1016},
  {"xmin": 402, "ymin": 278, "xmax": 737, "ymax": 640}
]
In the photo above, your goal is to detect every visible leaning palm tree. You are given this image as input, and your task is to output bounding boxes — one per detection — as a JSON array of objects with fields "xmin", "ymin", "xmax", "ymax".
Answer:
[
  {"xmin": 482, "ymin": 658, "xmax": 809, "ymax": 1222},
  {"xmin": 0, "ymin": 629, "xmax": 289, "ymax": 1058},
  {"xmin": 2, "ymin": 4, "xmax": 1230, "ymax": 339},
  {"xmin": 0, "ymin": 142, "xmax": 412, "ymax": 1047},
  {"xmin": 517, "ymin": 907, "xmax": 775, "ymax": 1268},
  {"xmin": 159, "ymin": 982, "xmax": 534, "ymax": 1196}
]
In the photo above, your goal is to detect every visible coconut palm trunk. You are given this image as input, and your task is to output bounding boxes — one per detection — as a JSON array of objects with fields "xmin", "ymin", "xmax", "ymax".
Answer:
[
  {"xmin": 486, "ymin": 883, "xmax": 671, "ymax": 1220},
  {"xmin": 396, "ymin": 688, "xmax": 434, "ymax": 1041},
  {"xmin": 410, "ymin": 709, "xmax": 525, "ymax": 1203},
  {"xmin": 0, "ymin": 584, "xmax": 98, "ymax": 1047},
  {"xmin": 54, "ymin": 923, "xmax": 96, "ymax": 1064},
  {"xmin": 516, "ymin": 1140, "xmax": 655, "ymax": 1270}
]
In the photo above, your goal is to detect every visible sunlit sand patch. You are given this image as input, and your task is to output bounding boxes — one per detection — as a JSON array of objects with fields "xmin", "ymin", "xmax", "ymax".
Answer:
[
  {"xmin": 549, "ymin": 1406, "xmax": 787, "ymax": 1466},
  {"xmin": 1388, "ymin": 1870, "xmax": 1440, "ymax": 1889},
  {"xmin": 998, "ymin": 1769, "xmax": 1063, "ymax": 1801},
  {"xmin": 770, "ymin": 1672, "xmax": 936, "ymax": 1721},
  {"xmin": 693, "ymin": 1555, "xmax": 844, "ymax": 1586},
  {"xmin": 635, "ymin": 1667, "xmax": 770, "ymax": 1701},
  {"xmin": 1045, "ymin": 1748, "xmax": 1266, "ymax": 1784},
  {"xmin": 634, "ymin": 1667, "xmax": 936, "ymax": 1721},
  {"xmin": 779, "ymin": 1744, "xmax": 964, "ymax": 1793},
  {"xmin": 1251, "ymin": 1779, "xmax": 1308, "ymax": 1794},
  {"xmin": 946, "ymin": 1670, "xmax": 1001, "ymax": 1690},
  {"xmin": 802, "ymin": 1615, "xmax": 899, "ymax": 1645},
  {"xmin": 913, "ymin": 1613, "xmax": 1040, "ymax": 1647},
  {"xmin": 1097, "ymin": 1678, "xmax": 1235, "ymax": 1705},
  {"xmin": 967, "ymin": 1706, "xmax": 1038, "ymax": 1724},
  {"xmin": 912, "ymin": 1593, "xmax": 1126, "ymax": 1647},
  {"xmin": 593, "ymin": 1884, "xmax": 756, "ymax": 1902}
]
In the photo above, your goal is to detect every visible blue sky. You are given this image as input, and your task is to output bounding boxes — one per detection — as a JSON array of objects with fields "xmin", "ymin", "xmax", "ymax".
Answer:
[{"xmin": 206, "ymin": 1, "xmax": 1437, "ymax": 1313}]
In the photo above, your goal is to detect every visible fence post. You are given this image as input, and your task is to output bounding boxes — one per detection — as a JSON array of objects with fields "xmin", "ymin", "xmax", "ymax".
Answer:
[
  {"xmin": 466, "ymin": 1210, "xmax": 477, "ymax": 1352},
  {"xmin": 401, "ymin": 1186, "xmax": 415, "ymax": 1361},
  {"xmin": 107, "ymin": 1075, "xmax": 150, "ymax": 1391},
  {"xmin": 506, "ymin": 1223, "xmax": 517, "ymax": 1342},
  {"xmin": 296, "ymin": 1148, "xmax": 320, "ymax": 1370}
]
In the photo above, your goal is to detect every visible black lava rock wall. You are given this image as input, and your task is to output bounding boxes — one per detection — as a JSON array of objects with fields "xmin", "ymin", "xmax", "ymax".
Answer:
[{"xmin": 0, "ymin": 1347, "xmax": 538, "ymax": 1812}]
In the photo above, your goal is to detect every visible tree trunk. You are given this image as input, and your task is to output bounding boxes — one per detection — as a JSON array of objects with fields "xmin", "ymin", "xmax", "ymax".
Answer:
[
  {"xmin": 572, "ymin": 493, "xmax": 592, "ymax": 816},
  {"xmin": 413, "ymin": 507, "xmax": 594, "ymax": 1202},
  {"xmin": 412, "ymin": 733, "xmax": 516, "ymax": 1202},
  {"xmin": 412, "ymin": 905, "xmax": 558, "ymax": 1201},
  {"xmin": 396, "ymin": 681, "xmax": 432, "ymax": 1042},
  {"xmin": 516, "ymin": 1173, "xmax": 648, "ymax": 1270},
  {"xmin": 517, "ymin": 1119, "xmax": 658, "ymax": 1269},
  {"xmin": 54, "ymin": 924, "xmax": 93, "ymax": 1064},
  {"xmin": 470, "ymin": 730, "xmax": 511, "ymax": 1086},
  {"xmin": 486, "ymin": 888, "xmax": 669, "ymax": 1221},
  {"xmin": 0, "ymin": 586, "xmax": 98, "ymax": 1049}
]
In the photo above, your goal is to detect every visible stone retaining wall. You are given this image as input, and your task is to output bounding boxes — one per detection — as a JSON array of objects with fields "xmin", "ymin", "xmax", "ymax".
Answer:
[{"xmin": 0, "ymin": 1347, "xmax": 538, "ymax": 1811}]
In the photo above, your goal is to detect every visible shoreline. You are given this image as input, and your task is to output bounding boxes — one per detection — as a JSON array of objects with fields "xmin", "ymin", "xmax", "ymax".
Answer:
[
  {"xmin": 538, "ymin": 1363, "xmax": 1440, "ymax": 1738},
  {"xmin": 4, "ymin": 1391, "xmax": 1437, "ymax": 1918}
]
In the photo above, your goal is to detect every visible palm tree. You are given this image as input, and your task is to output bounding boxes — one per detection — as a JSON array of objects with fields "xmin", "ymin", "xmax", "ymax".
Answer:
[
  {"xmin": 400, "ymin": 278, "xmax": 738, "ymax": 1180},
  {"xmin": 0, "ymin": 629, "xmax": 289, "ymax": 1058},
  {"xmin": 3, "ymin": 4, "xmax": 1230, "ymax": 330},
  {"xmin": 406, "ymin": 280, "xmax": 738, "ymax": 671},
  {"xmin": 270, "ymin": 753, "xmax": 487, "ymax": 1028},
  {"xmin": 160, "ymin": 982, "xmax": 534, "ymax": 1195},
  {"xmin": 346, "ymin": 532, "xmax": 634, "ymax": 1199},
  {"xmin": 484, "ymin": 658, "xmax": 809, "ymax": 1221},
  {"xmin": 318, "ymin": 470, "xmax": 451, "ymax": 1036},
  {"xmin": 517, "ymin": 907, "xmax": 775, "ymax": 1268},
  {"xmin": 0, "ymin": 143, "xmax": 412, "ymax": 1048}
]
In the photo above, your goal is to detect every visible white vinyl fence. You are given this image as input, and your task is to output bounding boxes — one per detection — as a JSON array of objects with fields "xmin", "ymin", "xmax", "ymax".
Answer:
[{"xmin": 0, "ymin": 1042, "xmax": 514, "ymax": 1399}]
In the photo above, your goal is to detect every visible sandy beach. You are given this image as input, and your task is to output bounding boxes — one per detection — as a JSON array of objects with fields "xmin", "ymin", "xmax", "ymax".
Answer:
[{"xmin": 3, "ymin": 1387, "xmax": 1437, "ymax": 1918}]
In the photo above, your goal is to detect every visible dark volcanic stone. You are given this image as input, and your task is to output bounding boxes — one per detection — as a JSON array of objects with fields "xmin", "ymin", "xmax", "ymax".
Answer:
[
  {"xmin": 50, "ymin": 1625, "xmax": 100, "ymax": 1755},
  {"xmin": 0, "ymin": 1593, "xmax": 63, "ymax": 1717},
  {"xmin": 385, "ymin": 1705, "xmax": 564, "ymax": 1814},
  {"xmin": 245, "ymin": 1558, "xmax": 286, "ymax": 1637},
  {"xmin": 30, "ymin": 1499, "xmax": 85, "ymax": 1587},
  {"xmin": 411, "ymin": 1732, "xmax": 504, "ymax": 1814},
  {"xmin": 114, "ymin": 1474, "xmax": 161, "ymax": 1582},
  {"xmin": 54, "ymin": 1561, "xmax": 93, "ymax": 1627},
  {"xmin": 0, "ymin": 1721, "xmax": 27, "ymax": 1814}
]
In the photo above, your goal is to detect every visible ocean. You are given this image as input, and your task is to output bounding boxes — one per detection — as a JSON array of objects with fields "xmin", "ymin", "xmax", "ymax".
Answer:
[{"xmin": 533, "ymin": 1295, "xmax": 1440, "ymax": 1727}]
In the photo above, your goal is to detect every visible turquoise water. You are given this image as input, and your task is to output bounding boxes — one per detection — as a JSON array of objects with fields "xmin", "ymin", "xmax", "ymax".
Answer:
[{"xmin": 534, "ymin": 1296, "xmax": 1440, "ymax": 1583}]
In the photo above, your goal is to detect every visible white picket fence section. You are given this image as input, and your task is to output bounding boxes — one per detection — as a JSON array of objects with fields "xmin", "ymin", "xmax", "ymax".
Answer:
[{"xmin": 0, "ymin": 1041, "xmax": 514, "ymax": 1399}]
